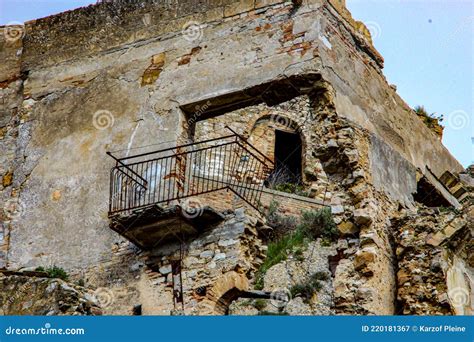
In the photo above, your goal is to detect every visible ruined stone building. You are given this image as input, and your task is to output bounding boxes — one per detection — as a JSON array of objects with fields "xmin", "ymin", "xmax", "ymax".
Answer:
[{"xmin": 0, "ymin": 0, "xmax": 472, "ymax": 315}]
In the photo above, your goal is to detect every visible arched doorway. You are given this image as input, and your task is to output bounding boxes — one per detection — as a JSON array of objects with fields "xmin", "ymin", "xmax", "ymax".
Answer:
[
  {"xmin": 245, "ymin": 114, "xmax": 304, "ymax": 187},
  {"xmin": 197, "ymin": 271, "xmax": 249, "ymax": 315}
]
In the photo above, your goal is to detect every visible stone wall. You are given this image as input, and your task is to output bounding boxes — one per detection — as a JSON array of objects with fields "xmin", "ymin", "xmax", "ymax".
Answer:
[
  {"xmin": 0, "ymin": 271, "xmax": 101, "ymax": 315},
  {"xmin": 0, "ymin": 0, "xmax": 469, "ymax": 316},
  {"xmin": 0, "ymin": 27, "xmax": 24, "ymax": 269},
  {"xmin": 393, "ymin": 205, "xmax": 473, "ymax": 315},
  {"xmin": 78, "ymin": 207, "xmax": 265, "ymax": 315},
  {"xmin": 1, "ymin": 0, "xmax": 463, "ymax": 272},
  {"xmin": 194, "ymin": 96, "xmax": 312, "ymax": 164},
  {"xmin": 259, "ymin": 189, "xmax": 327, "ymax": 217},
  {"xmin": 247, "ymin": 239, "xmax": 338, "ymax": 315}
]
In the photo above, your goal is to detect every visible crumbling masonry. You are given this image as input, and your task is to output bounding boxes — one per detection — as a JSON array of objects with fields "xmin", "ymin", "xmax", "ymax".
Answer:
[{"xmin": 0, "ymin": 0, "xmax": 472, "ymax": 315}]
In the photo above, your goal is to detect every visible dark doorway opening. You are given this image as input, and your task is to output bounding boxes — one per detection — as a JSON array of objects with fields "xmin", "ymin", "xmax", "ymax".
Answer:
[
  {"xmin": 270, "ymin": 130, "xmax": 302, "ymax": 185},
  {"xmin": 413, "ymin": 177, "xmax": 453, "ymax": 208}
]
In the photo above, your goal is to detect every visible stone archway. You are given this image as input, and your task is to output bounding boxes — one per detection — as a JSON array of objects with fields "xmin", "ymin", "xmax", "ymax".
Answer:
[
  {"xmin": 197, "ymin": 271, "xmax": 249, "ymax": 315},
  {"xmin": 243, "ymin": 113, "xmax": 305, "ymax": 148},
  {"xmin": 243, "ymin": 113, "xmax": 306, "ymax": 185}
]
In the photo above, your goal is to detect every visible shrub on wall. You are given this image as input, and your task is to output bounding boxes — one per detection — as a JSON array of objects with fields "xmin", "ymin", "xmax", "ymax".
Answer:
[
  {"xmin": 289, "ymin": 271, "xmax": 329, "ymax": 303},
  {"xmin": 35, "ymin": 266, "xmax": 69, "ymax": 281},
  {"xmin": 299, "ymin": 208, "xmax": 338, "ymax": 241},
  {"xmin": 255, "ymin": 203, "xmax": 337, "ymax": 289},
  {"xmin": 265, "ymin": 200, "xmax": 298, "ymax": 242}
]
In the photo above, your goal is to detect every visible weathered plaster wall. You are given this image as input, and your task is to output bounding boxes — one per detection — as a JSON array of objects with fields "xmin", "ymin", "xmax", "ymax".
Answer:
[
  {"xmin": 20, "ymin": 0, "xmax": 462, "ymax": 176},
  {"xmin": 1, "ymin": 0, "xmax": 464, "ymax": 279},
  {"xmin": 369, "ymin": 134, "xmax": 418, "ymax": 208},
  {"xmin": 0, "ymin": 27, "xmax": 24, "ymax": 268}
]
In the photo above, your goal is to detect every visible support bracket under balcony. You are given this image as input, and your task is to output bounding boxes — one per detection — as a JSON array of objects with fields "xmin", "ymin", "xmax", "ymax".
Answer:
[{"xmin": 109, "ymin": 204, "xmax": 225, "ymax": 250}]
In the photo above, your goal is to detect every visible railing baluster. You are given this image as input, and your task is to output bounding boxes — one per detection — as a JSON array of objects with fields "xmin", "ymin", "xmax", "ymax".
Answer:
[
  {"xmin": 199, "ymin": 147, "xmax": 204, "ymax": 194},
  {"xmin": 211, "ymin": 147, "xmax": 216, "ymax": 190},
  {"xmin": 152, "ymin": 160, "xmax": 157, "ymax": 204},
  {"xmin": 172, "ymin": 155, "xmax": 177, "ymax": 200},
  {"xmin": 221, "ymin": 144, "xmax": 226, "ymax": 189},
  {"xmin": 131, "ymin": 167, "xmax": 135, "ymax": 209},
  {"xmin": 124, "ymin": 168, "xmax": 129, "ymax": 212},
  {"xmin": 206, "ymin": 147, "xmax": 210, "ymax": 191},
  {"xmin": 165, "ymin": 156, "xmax": 169, "ymax": 204},
  {"xmin": 139, "ymin": 163, "xmax": 143, "ymax": 207},
  {"xmin": 157, "ymin": 159, "xmax": 162, "ymax": 203},
  {"xmin": 108, "ymin": 134, "xmax": 274, "ymax": 216},
  {"xmin": 130, "ymin": 167, "xmax": 134, "ymax": 209},
  {"xmin": 186, "ymin": 150, "xmax": 193, "ymax": 197}
]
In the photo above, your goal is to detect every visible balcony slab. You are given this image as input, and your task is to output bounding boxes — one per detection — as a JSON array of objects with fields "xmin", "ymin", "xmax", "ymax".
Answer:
[{"xmin": 109, "ymin": 204, "xmax": 225, "ymax": 249}]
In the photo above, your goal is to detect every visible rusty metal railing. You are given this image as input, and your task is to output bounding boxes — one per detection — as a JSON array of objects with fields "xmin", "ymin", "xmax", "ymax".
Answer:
[{"xmin": 107, "ymin": 134, "xmax": 274, "ymax": 216}]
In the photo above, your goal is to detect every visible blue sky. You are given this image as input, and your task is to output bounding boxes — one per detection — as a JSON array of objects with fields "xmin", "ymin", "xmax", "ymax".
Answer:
[
  {"xmin": 0, "ymin": 0, "xmax": 96, "ymax": 23},
  {"xmin": 1, "ymin": 0, "xmax": 472, "ymax": 167},
  {"xmin": 347, "ymin": 0, "xmax": 473, "ymax": 167}
]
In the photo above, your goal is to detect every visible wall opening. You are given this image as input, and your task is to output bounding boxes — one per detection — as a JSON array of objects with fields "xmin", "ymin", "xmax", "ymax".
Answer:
[
  {"xmin": 181, "ymin": 74, "xmax": 322, "ymax": 122},
  {"xmin": 413, "ymin": 177, "xmax": 454, "ymax": 208},
  {"xmin": 216, "ymin": 288, "xmax": 244, "ymax": 315},
  {"xmin": 271, "ymin": 129, "xmax": 303, "ymax": 185},
  {"xmin": 184, "ymin": 75, "xmax": 327, "ymax": 201}
]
